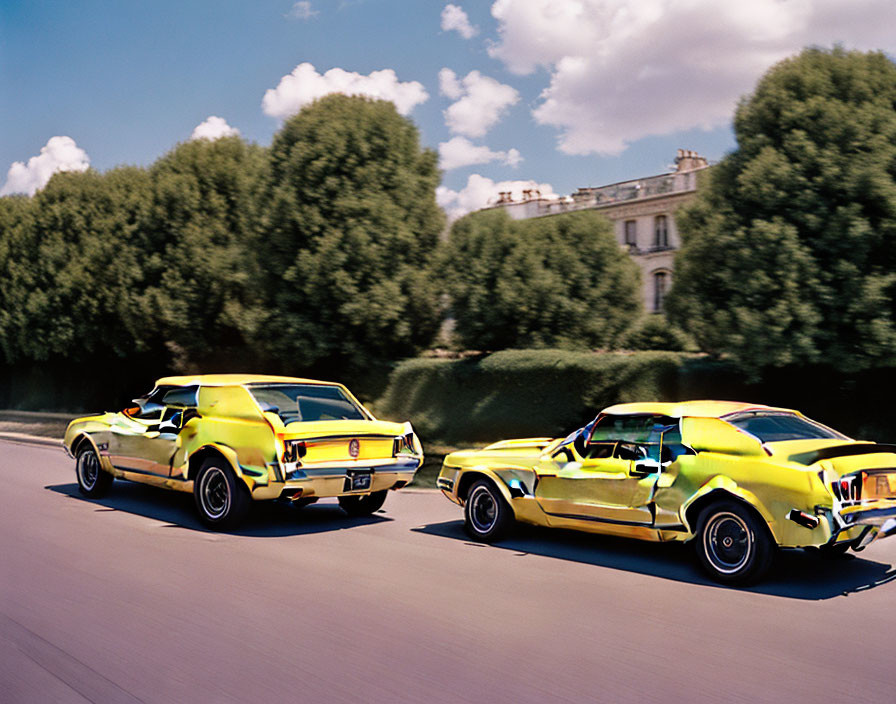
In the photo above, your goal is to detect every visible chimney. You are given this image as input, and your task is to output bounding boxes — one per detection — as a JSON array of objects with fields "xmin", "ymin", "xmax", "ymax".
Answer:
[{"xmin": 675, "ymin": 149, "xmax": 708, "ymax": 172}]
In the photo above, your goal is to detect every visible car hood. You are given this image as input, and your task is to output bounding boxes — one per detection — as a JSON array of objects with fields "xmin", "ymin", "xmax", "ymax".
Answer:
[{"xmin": 445, "ymin": 437, "xmax": 559, "ymax": 467}]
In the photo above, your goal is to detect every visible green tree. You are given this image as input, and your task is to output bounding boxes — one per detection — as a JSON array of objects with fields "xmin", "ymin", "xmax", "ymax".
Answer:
[
  {"xmin": 0, "ymin": 167, "xmax": 153, "ymax": 363},
  {"xmin": 439, "ymin": 209, "xmax": 641, "ymax": 350},
  {"xmin": 619, "ymin": 315, "xmax": 692, "ymax": 352},
  {"xmin": 261, "ymin": 94, "xmax": 444, "ymax": 373},
  {"xmin": 146, "ymin": 135, "xmax": 267, "ymax": 370},
  {"xmin": 669, "ymin": 47, "xmax": 896, "ymax": 372},
  {"xmin": 0, "ymin": 194, "xmax": 36, "ymax": 362}
]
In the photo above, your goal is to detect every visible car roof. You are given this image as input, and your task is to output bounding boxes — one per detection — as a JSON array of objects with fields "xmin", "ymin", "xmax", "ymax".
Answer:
[
  {"xmin": 154, "ymin": 374, "xmax": 338, "ymax": 388},
  {"xmin": 600, "ymin": 400, "xmax": 799, "ymax": 419}
]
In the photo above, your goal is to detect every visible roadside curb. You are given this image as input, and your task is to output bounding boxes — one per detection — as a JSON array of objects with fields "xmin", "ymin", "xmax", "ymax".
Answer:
[{"xmin": 0, "ymin": 432, "xmax": 63, "ymax": 449}]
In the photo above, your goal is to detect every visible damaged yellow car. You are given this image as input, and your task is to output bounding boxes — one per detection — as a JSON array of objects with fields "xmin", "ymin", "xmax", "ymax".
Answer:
[
  {"xmin": 437, "ymin": 401, "xmax": 896, "ymax": 584},
  {"xmin": 64, "ymin": 374, "xmax": 423, "ymax": 528}
]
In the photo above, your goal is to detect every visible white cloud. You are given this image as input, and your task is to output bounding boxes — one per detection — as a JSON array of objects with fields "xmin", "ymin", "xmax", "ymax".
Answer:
[
  {"xmin": 1, "ymin": 136, "xmax": 90, "ymax": 196},
  {"xmin": 439, "ymin": 136, "xmax": 522, "ymax": 170},
  {"xmin": 437, "ymin": 174, "xmax": 557, "ymax": 220},
  {"xmin": 438, "ymin": 67, "xmax": 463, "ymax": 100},
  {"xmin": 488, "ymin": 0, "xmax": 896, "ymax": 155},
  {"xmin": 262, "ymin": 62, "xmax": 428, "ymax": 119},
  {"xmin": 287, "ymin": 1, "xmax": 318, "ymax": 20},
  {"xmin": 439, "ymin": 69, "xmax": 519, "ymax": 137},
  {"xmin": 190, "ymin": 116, "xmax": 240, "ymax": 141},
  {"xmin": 441, "ymin": 4, "xmax": 478, "ymax": 39}
]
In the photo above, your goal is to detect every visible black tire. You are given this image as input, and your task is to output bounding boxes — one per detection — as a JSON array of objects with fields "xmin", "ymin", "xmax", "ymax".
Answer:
[
  {"xmin": 338, "ymin": 490, "xmax": 388, "ymax": 517},
  {"xmin": 463, "ymin": 479, "xmax": 513, "ymax": 542},
  {"xmin": 75, "ymin": 445, "xmax": 113, "ymax": 498},
  {"xmin": 193, "ymin": 457, "xmax": 250, "ymax": 529},
  {"xmin": 695, "ymin": 500, "xmax": 774, "ymax": 585}
]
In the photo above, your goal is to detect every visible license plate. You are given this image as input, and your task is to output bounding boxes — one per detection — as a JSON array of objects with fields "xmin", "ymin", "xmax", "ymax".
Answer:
[{"xmin": 350, "ymin": 472, "xmax": 371, "ymax": 491}]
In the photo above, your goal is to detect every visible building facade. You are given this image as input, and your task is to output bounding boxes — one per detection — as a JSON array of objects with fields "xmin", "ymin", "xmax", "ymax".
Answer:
[{"xmin": 488, "ymin": 150, "xmax": 710, "ymax": 312}]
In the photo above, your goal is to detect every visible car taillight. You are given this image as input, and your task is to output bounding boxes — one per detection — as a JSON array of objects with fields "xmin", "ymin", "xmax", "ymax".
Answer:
[
  {"xmin": 393, "ymin": 432, "xmax": 416, "ymax": 457},
  {"xmin": 282, "ymin": 440, "xmax": 306, "ymax": 464},
  {"xmin": 831, "ymin": 475, "xmax": 862, "ymax": 502}
]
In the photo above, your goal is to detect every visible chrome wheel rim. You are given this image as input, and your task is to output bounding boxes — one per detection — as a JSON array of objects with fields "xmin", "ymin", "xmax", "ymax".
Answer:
[
  {"xmin": 199, "ymin": 467, "xmax": 230, "ymax": 520},
  {"xmin": 704, "ymin": 512, "xmax": 752, "ymax": 574},
  {"xmin": 77, "ymin": 451, "xmax": 99, "ymax": 490},
  {"xmin": 469, "ymin": 486, "xmax": 497, "ymax": 534}
]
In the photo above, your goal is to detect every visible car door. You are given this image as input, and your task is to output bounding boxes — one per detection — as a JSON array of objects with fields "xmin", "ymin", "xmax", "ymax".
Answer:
[
  {"xmin": 110, "ymin": 386, "xmax": 197, "ymax": 477},
  {"xmin": 534, "ymin": 415, "xmax": 671, "ymax": 526}
]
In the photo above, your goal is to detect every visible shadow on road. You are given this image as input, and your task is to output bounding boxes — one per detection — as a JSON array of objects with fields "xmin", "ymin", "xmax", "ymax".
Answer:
[
  {"xmin": 45, "ymin": 482, "xmax": 392, "ymax": 537},
  {"xmin": 413, "ymin": 519, "xmax": 896, "ymax": 600}
]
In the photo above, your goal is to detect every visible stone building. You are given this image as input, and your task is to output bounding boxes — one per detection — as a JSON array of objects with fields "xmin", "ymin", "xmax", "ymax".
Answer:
[{"xmin": 486, "ymin": 150, "xmax": 710, "ymax": 312}]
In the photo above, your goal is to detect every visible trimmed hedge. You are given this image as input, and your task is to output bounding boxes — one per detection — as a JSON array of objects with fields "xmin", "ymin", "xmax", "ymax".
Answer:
[
  {"xmin": 376, "ymin": 350, "xmax": 896, "ymax": 446},
  {"xmin": 375, "ymin": 349, "xmax": 686, "ymax": 444}
]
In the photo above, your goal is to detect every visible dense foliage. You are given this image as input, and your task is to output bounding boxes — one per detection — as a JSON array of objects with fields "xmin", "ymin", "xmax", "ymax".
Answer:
[
  {"xmin": 261, "ymin": 94, "xmax": 443, "ymax": 372},
  {"xmin": 375, "ymin": 349, "xmax": 686, "ymax": 443},
  {"xmin": 669, "ymin": 47, "xmax": 896, "ymax": 373},
  {"xmin": 375, "ymin": 351, "xmax": 896, "ymax": 446},
  {"xmin": 438, "ymin": 209, "xmax": 641, "ymax": 350},
  {"xmin": 0, "ymin": 168, "xmax": 152, "ymax": 363},
  {"xmin": 0, "ymin": 95, "xmax": 445, "ymax": 402}
]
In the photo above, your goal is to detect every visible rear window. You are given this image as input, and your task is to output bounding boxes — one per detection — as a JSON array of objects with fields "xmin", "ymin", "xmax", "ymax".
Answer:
[
  {"xmin": 724, "ymin": 412, "xmax": 846, "ymax": 442},
  {"xmin": 247, "ymin": 384, "xmax": 367, "ymax": 423}
]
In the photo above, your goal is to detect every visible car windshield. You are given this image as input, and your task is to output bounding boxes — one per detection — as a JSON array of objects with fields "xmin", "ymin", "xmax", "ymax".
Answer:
[
  {"xmin": 723, "ymin": 411, "xmax": 846, "ymax": 442},
  {"xmin": 124, "ymin": 385, "xmax": 175, "ymax": 420},
  {"xmin": 247, "ymin": 384, "xmax": 367, "ymax": 423}
]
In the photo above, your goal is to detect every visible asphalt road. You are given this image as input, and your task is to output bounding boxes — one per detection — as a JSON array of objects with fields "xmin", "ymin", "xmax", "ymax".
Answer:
[{"xmin": 2, "ymin": 440, "xmax": 896, "ymax": 704}]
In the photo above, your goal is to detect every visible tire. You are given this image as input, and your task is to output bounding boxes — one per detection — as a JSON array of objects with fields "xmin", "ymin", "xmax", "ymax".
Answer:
[
  {"xmin": 463, "ymin": 479, "xmax": 513, "ymax": 542},
  {"xmin": 193, "ymin": 457, "xmax": 250, "ymax": 529},
  {"xmin": 338, "ymin": 490, "xmax": 388, "ymax": 517},
  {"xmin": 75, "ymin": 445, "xmax": 113, "ymax": 498},
  {"xmin": 695, "ymin": 500, "xmax": 774, "ymax": 585}
]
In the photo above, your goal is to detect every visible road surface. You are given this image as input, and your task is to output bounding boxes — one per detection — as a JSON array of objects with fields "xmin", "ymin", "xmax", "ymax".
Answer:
[{"xmin": 2, "ymin": 439, "xmax": 895, "ymax": 703}]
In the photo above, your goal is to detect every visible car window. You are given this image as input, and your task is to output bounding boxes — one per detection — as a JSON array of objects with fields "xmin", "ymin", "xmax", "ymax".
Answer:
[
  {"xmin": 247, "ymin": 384, "xmax": 367, "ymax": 423},
  {"xmin": 590, "ymin": 414, "xmax": 681, "ymax": 463},
  {"xmin": 125, "ymin": 386, "xmax": 174, "ymax": 420},
  {"xmin": 161, "ymin": 386, "xmax": 198, "ymax": 408},
  {"xmin": 723, "ymin": 412, "xmax": 846, "ymax": 442}
]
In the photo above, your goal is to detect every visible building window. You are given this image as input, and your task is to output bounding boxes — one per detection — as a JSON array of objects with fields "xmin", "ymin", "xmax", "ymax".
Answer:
[
  {"xmin": 624, "ymin": 220, "xmax": 637, "ymax": 248},
  {"xmin": 653, "ymin": 271, "xmax": 669, "ymax": 312},
  {"xmin": 654, "ymin": 215, "xmax": 668, "ymax": 249}
]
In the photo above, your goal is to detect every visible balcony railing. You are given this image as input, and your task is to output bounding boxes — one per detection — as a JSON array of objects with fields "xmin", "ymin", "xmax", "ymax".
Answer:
[{"xmin": 497, "ymin": 168, "xmax": 703, "ymax": 219}]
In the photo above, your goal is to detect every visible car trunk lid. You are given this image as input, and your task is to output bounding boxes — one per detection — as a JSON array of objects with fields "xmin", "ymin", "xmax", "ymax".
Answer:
[{"xmin": 278, "ymin": 419, "xmax": 407, "ymax": 464}]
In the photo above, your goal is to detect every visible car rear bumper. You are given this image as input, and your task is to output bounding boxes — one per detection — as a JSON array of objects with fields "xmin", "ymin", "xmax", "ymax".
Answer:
[
  {"xmin": 250, "ymin": 457, "xmax": 422, "ymax": 500},
  {"xmin": 837, "ymin": 500, "xmax": 896, "ymax": 547}
]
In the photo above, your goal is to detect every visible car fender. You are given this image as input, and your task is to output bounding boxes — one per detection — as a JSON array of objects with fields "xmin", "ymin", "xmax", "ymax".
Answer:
[
  {"xmin": 68, "ymin": 430, "xmax": 123, "ymax": 475},
  {"xmin": 456, "ymin": 466, "xmax": 521, "ymax": 505},
  {"xmin": 188, "ymin": 443, "xmax": 256, "ymax": 492},
  {"xmin": 680, "ymin": 474, "xmax": 776, "ymax": 536}
]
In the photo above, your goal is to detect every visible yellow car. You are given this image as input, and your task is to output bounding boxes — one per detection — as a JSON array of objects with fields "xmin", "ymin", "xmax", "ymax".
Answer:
[
  {"xmin": 437, "ymin": 400, "xmax": 896, "ymax": 583},
  {"xmin": 64, "ymin": 374, "xmax": 423, "ymax": 528}
]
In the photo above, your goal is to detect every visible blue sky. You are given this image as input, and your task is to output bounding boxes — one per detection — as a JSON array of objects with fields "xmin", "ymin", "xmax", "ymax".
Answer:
[{"xmin": 2, "ymin": 1, "xmax": 894, "ymax": 216}]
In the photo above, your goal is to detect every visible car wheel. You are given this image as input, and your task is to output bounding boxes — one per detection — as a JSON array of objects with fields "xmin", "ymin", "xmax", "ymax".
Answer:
[
  {"xmin": 464, "ymin": 479, "xmax": 513, "ymax": 542},
  {"xmin": 193, "ymin": 458, "xmax": 250, "ymax": 529},
  {"xmin": 695, "ymin": 500, "xmax": 773, "ymax": 585},
  {"xmin": 76, "ymin": 445, "xmax": 113, "ymax": 498},
  {"xmin": 338, "ymin": 490, "xmax": 388, "ymax": 517}
]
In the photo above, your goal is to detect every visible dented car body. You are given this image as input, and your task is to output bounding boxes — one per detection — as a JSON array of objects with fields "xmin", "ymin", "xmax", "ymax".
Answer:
[
  {"xmin": 63, "ymin": 374, "xmax": 423, "ymax": 528},
  {"xmin": 437, "ymin": 400, "xmax": 896, "ymax": 583}
]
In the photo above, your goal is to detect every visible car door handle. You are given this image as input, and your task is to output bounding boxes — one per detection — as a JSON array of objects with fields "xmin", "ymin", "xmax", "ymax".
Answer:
[{"xmin": 631, "ymin": 463, "xmax": 655, "ymax": 478}]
